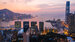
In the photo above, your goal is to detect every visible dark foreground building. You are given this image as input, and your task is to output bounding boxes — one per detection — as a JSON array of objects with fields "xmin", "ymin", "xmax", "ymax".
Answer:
[
  {"xmin": 68, "ymin": 13, "xmax": 75, "ymax": 38},
  {"xmin": 30, "ymin": 32, "xmax": 68, "ymax": 42}
]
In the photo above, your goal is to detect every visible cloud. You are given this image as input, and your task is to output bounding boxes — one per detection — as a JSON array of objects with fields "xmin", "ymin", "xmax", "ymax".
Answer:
[
  {"xmin": 37, "ymin": 4, "xmax": 65, "ymax": 11},
  {"xmin": 15, "ymin": 0, "xmax": 33, "ymax": 3},
  {"xmin": 1, "ymin": 0, "xmax": 34, "ymax": 4},
  {"xmin": 24, "ymin": 0, "xmax": 33, "ymax": 2},
  {"xmin": 35, "ymin": 3, "xmax": 65, "ymax": 15},
  {"xmin": 38, "ymin": 4, "xmax": 50, "ymax": 8},
  {"xmin": 2, "ymin": 2, "xmax": 7, "ymax": 4},
  {"xmin": 71, "ymin": 3, "xmax": 75, "ymax": 6},
  {"xmin": 0, "ymin": 0, "xmax": 14, "ymax": 4},
  {"xmin": 24, "ymin": 0, "xmax": 34, "ymax": 4}
]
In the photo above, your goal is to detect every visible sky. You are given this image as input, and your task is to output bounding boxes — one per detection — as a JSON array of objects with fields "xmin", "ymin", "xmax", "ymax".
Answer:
[
  {"xmin": 0, "ymin": 0, "xmax": 75, "ymax": 15},
  {"xmin": 0, "ymin": 0, "xmax": 75, "ymax": 27}
]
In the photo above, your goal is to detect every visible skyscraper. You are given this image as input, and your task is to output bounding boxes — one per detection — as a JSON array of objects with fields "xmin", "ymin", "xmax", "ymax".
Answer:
[
  {"xmin": 68, "ymin": 13, "xmax": 75, "ymax": 38},
  {"xmin": 15, "ymin": 21, "xmax": 21, "ymax": 28},
  {"xmin": 39, "ymin": 22, "xmax": 44, "ymax": 32},
  {"xmin": 23, "ymin": 21, "xmax": 29, "ymax": 32},
  {"xmin": 31, "ymin": 22, "xmax": 37, "ymax": 34},
  {"xmin": 68, "ymin": 14, "xmax": 75, "ymax": 33},
  {"xmin": 65, "ymin": 1, "xmax": 70, "ymax": 24}
]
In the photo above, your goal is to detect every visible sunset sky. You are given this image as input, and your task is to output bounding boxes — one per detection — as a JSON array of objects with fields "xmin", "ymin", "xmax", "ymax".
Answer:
[{"xmin": 0, "ymin": 0, "xmax": 75, "ymax": 15}]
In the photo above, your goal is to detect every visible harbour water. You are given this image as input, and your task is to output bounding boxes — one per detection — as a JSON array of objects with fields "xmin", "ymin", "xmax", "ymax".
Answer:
[{"xmin": 0, "ymin": 14, "xmax": 64, "ymax": 28}]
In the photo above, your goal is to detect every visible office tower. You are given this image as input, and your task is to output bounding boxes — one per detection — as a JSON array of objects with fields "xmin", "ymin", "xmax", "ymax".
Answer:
[
  {"xmin": 31, "ymin": 22, "xmax": 37, "ymax": 34},
  {"xmin": 66, "ymin": 1, "xmax": 70, "ymax": 14},
  {"xmin": 68, "ymin": 14, "xmax": 75, "ymax": 33},
  {"xmin": 15, "ymin": 21, "xmax": 21, "ymax": 28},
  {"xmin": 23, "ymin": 21, "xmax": 29, "ymax": 32},
  {"xmin": 39, "ymin": 22, "xmax": 44, "ymax": 32},
  {"xmin": 65, "ymin": 1, "xmax": 70, "ymax": 24},
  {"xmin": 68, "ymin": 13, "xmax": 75, "ymax": 38}
]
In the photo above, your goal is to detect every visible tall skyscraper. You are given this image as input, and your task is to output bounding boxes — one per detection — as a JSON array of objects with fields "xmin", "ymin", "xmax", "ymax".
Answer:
[
  {"xmin": 15, "ymin": 21, "xmax": 21, "ymax": 28},
  {"xmin": 65, "ymin": 1, "xmax": 70, "ymax": 24},
  {"xmin": 69, "ymin": 14, "xmax": 75, "ymax": 33},
  {"xmin": 31, "ymin": 22, "xmax": 37, "ymax": 34},
  {"xmin": 23, "ymin": 21, "xmax": 29, "ymax": 32},
  {"xmin": 68, "ymin": 14, "xmax": 75, "ymax": 38},
  {"xmin": 39, "ymin": 22, "xmax": 44, "ymax": 32}
]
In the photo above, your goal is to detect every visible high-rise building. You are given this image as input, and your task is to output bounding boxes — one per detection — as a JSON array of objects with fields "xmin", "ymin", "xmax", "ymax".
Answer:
[
  {"xmin": 15, "ymin": 21, "xmax": 21, "ymax": 28},
  {"xmin": 65, "ymin": 1, "xmax": 70, "ymax": 24},
  {"xmin": 31, "ymin": 22, "xmax": 37, "ymax": 34},
  {"xmin": 39, "ymin": 22, "xmax": 44, "ymax": 32},
  {"xmin": 68, "ymin": 14, "xmax": 75, "ymax": 33},
  {"xmin": 68, "ymin": 13, "xmax": 75, "ymax": 38},
  {"xmin": 23, "ymin": 21, "xmax": 29, "ymax": 32}
]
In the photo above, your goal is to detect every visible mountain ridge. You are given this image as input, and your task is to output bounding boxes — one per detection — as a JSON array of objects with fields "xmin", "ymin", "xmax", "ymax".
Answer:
[{"xmin": 0, "ymin": 9, "xmax": 32, "ymax": 21}]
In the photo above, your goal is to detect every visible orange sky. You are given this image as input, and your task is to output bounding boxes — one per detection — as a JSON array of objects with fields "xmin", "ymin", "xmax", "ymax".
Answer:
[{"xmin": 0, "ymin": 0, "xmax": 75, "ymax": 15}]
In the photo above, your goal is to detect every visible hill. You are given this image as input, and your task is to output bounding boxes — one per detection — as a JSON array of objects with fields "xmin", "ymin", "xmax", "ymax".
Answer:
[{"xmin": 0, "ymin": 9, "xmax": 32, "ymax": 21}]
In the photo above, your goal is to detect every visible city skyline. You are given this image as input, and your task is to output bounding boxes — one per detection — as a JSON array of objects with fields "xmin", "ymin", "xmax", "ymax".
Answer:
[
  {"xmin": 0, "ymin": 0, "xmax": 75, "ymax": 42},
  {"xmin": 0, "ymin": 0, "xmax": 75, "ymax": 15}
]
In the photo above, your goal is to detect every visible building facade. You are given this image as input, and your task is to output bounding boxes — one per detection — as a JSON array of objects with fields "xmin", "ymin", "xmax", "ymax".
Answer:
[
  {"xmin": 68, "ymin": 14, "xmax": 75, "ymax": 33},
  {"xmin": 39, "ymin": 22, "xmax": 44, "ymax": 33},
  {"xmin": 65, "ymin": 1, "xmax": 70, "ymax": 24}
]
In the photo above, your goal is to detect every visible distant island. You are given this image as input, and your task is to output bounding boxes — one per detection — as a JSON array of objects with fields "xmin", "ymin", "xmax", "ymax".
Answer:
[{"xmin": 0, "ymin": 9, "xmax": 33, "ymax": 22}]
